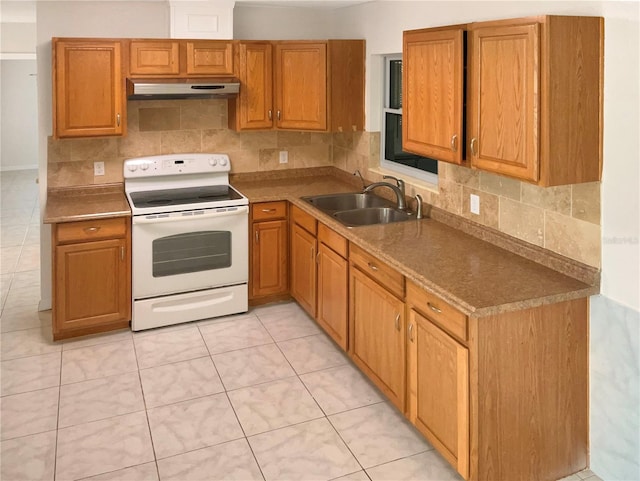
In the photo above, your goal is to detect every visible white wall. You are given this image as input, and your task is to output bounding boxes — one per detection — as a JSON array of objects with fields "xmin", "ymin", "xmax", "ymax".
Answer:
[
  {"xmin": 1, "ymin": 59, "xmax": 38, "ymax": 171},
  {"xmin": 233, "ymin": 4, "xmax": 334, "ymax": 38},
  {"xmin": 36, "ymin": 0, "xmax": 171, "ymax": 310}
]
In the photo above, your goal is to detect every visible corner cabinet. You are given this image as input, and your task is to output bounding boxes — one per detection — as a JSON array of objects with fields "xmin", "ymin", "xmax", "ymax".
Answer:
[
  {"xmin": 230, "ymin": 40, "xmax": 365, "ymax": 132},
  {"xmin": 52, "ymin": 217, "xmax": 131, "ymax": 340},
  {"xmin": 52, "ymin": 38, "xmax": 125, "ymax": 138},
  {"xmin": 403, "ymin": 15, "xmax": 603, "ymax": 186},
  {"xmin": 249, "ymin": 201, "xmax": 289, "ymax": 304}
]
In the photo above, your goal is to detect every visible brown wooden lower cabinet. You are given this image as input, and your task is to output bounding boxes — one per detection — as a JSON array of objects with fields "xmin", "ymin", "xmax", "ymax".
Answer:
[
  {"xmin": 290, "ymin": 221, "xmax": 317, "ymax": 316},
  {"xmin": 250, "ymin": 202, "xmax": 288, "ymax": 303},
  {"xmin": 316, "ymin": 238, "xmax": 348, "ymax": 350},
  {"xmin": 52, "ymin": 217, "xmax": 131, "ymax": 340},
  {"xmin": 349, "ymin": 265, "xmax": 406, "ymax": 411}
]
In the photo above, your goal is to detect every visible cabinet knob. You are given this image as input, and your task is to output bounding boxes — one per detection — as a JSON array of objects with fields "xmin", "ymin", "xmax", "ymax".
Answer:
[
  {"xmin": 367, "ymin": 262, "xmax": 378, "ymax": 272},
  {"xmin": 450, "ymin": 134, "xmax": 458, "ymax": 152},
  {"xmin": 470, "ymin": 137, "xmax": 478, "ymax": 156}
]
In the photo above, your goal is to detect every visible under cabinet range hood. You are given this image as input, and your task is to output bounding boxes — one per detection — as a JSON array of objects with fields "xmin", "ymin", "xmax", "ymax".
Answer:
[{"xmin": 127, "ymin": 78, "xmax": 240, "ymax": 100}]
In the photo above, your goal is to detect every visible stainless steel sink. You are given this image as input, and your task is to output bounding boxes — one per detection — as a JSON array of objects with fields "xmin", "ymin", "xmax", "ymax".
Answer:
[
  {"xmin": 302, "ymin": 192, "xmax": 392, "ymax": 212},
  {"xmin": 333, "ymin": 207, "xmax": 412, "ymax": 227},
  {"xmin": 302, "ymin": 192, "xmax": 413, "ymax": 227}
]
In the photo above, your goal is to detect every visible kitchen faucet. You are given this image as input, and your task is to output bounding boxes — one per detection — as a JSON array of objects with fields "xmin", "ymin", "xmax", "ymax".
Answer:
[{"xmin": 363, "ymin": 177, "xmax": 407, "ymax": 211}]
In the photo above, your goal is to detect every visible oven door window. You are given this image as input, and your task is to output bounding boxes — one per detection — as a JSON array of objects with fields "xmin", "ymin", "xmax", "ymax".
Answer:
[{"xmin": 152, "ymin": 231, "xmax": 231, "ymax": 277}]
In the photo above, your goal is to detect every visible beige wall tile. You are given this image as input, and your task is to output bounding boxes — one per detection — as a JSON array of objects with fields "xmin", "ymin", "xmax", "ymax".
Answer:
[
  {"xmin": 333, "ymin": 132, "xmax": 354, "ymax": 150},
  {"xmin": 277, "ymin": 132, "xmax": 311, "ymax": 148},
  {"xmin": 202, "ymin": 129, "xmax": 241, "ymax": 152},
  {"xmin": 479, "ymin": 171, "xmax": 521, "ymax": 201},
  {"xmin": 118, "ymin": 132, "xmax": 162, "ymax": 158},
  {"xmin": 521, "ymin": 182, "xmax": 571, "ymax": 215},
  {"xmin": 291, "ymin": 144, "xmax": 331, "ymax": 168},
  {"xmin": 461, "ymin": 186, "xmax": 499, "ymax": 229},
  {"xmin": 435, "ymin": 179, "xmax": 463, "ymax": 215},
  {"xmin": 239, "ymin": 131, "xmax": 277, "ymax": 150},
  {"xmin": 352, "ymin": 131, "xmax": 369, "ymax": 157},
  {"xmin": 545, "ymin": 211, "xmax": 601, "ymax": 267},
  {"xmin": 345, "ymin": 151, "xmax": 367, "ymax": 176},
  {"xmin": 440, "ymin": 163, "xmax": 480, "ymax": 189},
  {"xmin": 309, "ymin": 132, "xmax": 332, "ymax": 145},
  {"xmin": 139, "ymin": 108, "xmax": 180, "ymax": 132},
  {"xmin": 499, "ymin": 197, "xmax": 545, "ymax": 247},
  {"xmin": 69, "ymin": 138, "xmax": 118, "ymax": 162},
  {"xmin": 259, "ymin": 148, "xmax": 287, "ymax": 171},
  {"xmin": 160, "ymin": 131, "xmax": 202, "ymax": 154},
  {"xmin": 228, "ymin": 150, "xmax": 260, "ymax": 173},
  {"xmin": 572, "ymin": 182, "xmax": 601, "ymax": 225},
  {"xmin": 47, "ymin": 137, "xmax": 72, "ymax": 163},
  {"xmin": 47, "ymin": 161, "xmax": 93, "ymax": 188},
  {"xmin": 95, "ymin": 158, "xmax": 124, "ymax": 184},
  {"xmin": 126, "ymin": 104, "xmax": 139, "ymax": 133},
  {"xmin": 332, "ymin": 146, "xmax": 348, "ymax": 171},
  {"xmin": 180, "ymin": 100, "xmax": 227, "ymax": 130}
]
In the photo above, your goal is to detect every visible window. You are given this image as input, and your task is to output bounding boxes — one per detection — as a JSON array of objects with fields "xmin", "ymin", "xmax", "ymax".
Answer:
[{"xmin": 381, "ymin": 54, "xmax": 438, "ymax": 184}]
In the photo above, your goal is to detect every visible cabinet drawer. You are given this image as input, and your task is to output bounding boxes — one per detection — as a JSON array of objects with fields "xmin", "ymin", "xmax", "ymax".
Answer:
[
  {"xmin": 56, "ymin": 217, "xmax": 128, "ymax": 244},
  {"xmin": 318, "ymin": 223, "xmax": 347, "ymax": 258},
  {"xmin": 406, "ymin": 280, "xmax": 468, "ymax": 342},
  {"xmin": 291, "ymin": 204, "xmax": 317, "ymax": 235},
  {"xmin": 350, "ymin": 243, "xmax": 404, "ymax": 299},
  {"xmin": 252, "ymin": 201, "xmax": 287, "ymax": 221}
]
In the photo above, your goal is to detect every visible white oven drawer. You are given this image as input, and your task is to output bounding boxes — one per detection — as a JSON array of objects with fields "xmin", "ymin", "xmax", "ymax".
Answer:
[{"xmin": 132, "ymin": 206, "xmax": 248, "ymax": 299}]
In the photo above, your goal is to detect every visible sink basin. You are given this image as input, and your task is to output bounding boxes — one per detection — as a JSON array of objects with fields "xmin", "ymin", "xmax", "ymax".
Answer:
[
  {"xmin": 302, "ymin": 192, "xmax": 392, "ymax": 212},
  {"xmin": 333, "ymin": 207, "xmax": 412, "ymax": 227}
]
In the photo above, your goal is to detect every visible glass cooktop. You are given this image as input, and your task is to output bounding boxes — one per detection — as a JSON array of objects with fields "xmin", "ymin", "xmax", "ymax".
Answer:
[{"xmin": 129, "ymin": 185, "xmax": 244, "ymax": 209}]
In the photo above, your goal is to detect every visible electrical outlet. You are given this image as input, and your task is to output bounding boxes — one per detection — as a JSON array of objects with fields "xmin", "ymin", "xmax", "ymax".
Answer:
[
  {"xmin": 279, "ymin": 151, "xmax": 288, "ymax": 164},
  {"xmin": 470, "ymin": 194, "xmax": 480, "ymax": 215},
  {"xmin": 94, "ymin": 161, "xmax": 105, "ymax": 176}
]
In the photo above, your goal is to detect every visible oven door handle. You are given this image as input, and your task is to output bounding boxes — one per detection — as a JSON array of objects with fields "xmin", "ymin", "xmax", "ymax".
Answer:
[{"xmin": 133, "ymin": 206, "xmax": 248, "ymax": 225}]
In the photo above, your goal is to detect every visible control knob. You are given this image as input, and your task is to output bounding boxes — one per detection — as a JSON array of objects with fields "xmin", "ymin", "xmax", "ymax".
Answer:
[
  {"xmin": 219, "ymin": 157, "xmax": 228, "ymax": 167},
  {"xmin": 209, "ymin": 158, "xmax": 218, "ymax": 167},
  {"xmin": 127, "ymin": 164, "xmax": 138, "ymax": 172},
  {"xmin": 140, "ymin": 162, "xmax": 150, "ymax": 171}
]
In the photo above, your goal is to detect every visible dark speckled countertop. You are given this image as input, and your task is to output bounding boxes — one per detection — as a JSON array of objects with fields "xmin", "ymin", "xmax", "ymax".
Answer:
[{"xmin": 232, "ymin": 171, "xmax": 598, "ymax": 317}]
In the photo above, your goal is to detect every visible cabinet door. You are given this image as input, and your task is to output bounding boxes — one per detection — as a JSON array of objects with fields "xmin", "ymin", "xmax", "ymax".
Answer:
[
  {"xmin": 129, "ymin": 40, "xmax": 180, "ymax": 76},
  {"xmin": 290, "ymin": 222, "xmax": 317, "ymax": 317},
  {"xmin": 468, "ymin": 23, "xmax": 540, "ymax": 182},
  {"xmin": 350, "ymin": 267, "xmax": 405, "ymax": 410},
  {"xmin": 53, "ymin": 40, "xmax": 124, "ymax": 138},
  {"xmin": 233, "ymin": 42, "xmax": 274, "ymax": 130},
  {"xmin": 403, "ymin": 28, "xmax": 464, "ymax": 164},
  {"xmin": 274, "ymin": 42, "xmax": 327, "ymax": 131},
  {"xmin": 407, "ymin": 309, "xmax": 469, "ymax": 479},
  {"xmin": 186, "ymin": 41, "xmax": 234, "ymax": 76},
  {"xmin": 54, "ymin": 238, "xmax": 130, "ymax": 332},
  {"xmin": 251, "ymin": 220, "xmax": 288, "ymax": 298},
  {"xmin": 317, "ymin": 243, "xmax": 348, "ymax": 350}
]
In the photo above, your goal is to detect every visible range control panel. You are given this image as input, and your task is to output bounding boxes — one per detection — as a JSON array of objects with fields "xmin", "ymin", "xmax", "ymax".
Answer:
[{"xmin": 123, "ymin": 153, "xmax": 230, "ymax": 178}]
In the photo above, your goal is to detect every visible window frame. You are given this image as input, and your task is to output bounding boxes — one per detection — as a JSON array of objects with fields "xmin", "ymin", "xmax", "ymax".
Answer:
[{"xmin": 380, "ymin": 54, "xmax": 439, "ymax": 186}]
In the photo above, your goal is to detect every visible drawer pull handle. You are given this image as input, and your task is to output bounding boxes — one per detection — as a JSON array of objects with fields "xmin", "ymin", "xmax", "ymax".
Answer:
[
  {"xmin": 470, "ymin": 137, "xmax": 478, "ymax": 156},
  {"xmin": 428, "ymin": 302, "xmax": 442, "ymax": 314},
  {"xmin": 394, "ymin": 313, "xmax": 400, "ymax": 331},
  {"xmin": 120, "ymin": 246, "xmax": 125, "ymax": 261},
  {"xmin": 450, "ymin": 134, "xmax": 458, "ymax": 152},
  {"xmin": 84, "ymin": 227, "xmax": 100, "ymax": 234},
  {"xmin": 408, "ymin": 323, "xmax": 414, "ymax": 342},
  {"xmin": 261, "ymin": 208, "xmax": 276, "ymax": 213},
  {"xmin": 268, "ymin": 109, "xmax": 273, "ymax": 121},
  {"xmin": 367, "ymin": 262, "xmax": 378, "ymax": 272},
  {"xmin": 255, "ymin": 231, "xmax": 259, "ymax": 243}
]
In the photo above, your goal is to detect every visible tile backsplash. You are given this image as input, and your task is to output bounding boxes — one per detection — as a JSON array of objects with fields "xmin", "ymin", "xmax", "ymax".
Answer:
[{"xmin": 47, "ymin": 99, "xmax": 601, "ymax": 268}]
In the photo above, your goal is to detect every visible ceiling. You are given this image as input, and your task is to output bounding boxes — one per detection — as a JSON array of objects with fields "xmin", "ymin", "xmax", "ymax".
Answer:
[{"xmin": 235, "ymin": 0, "xmax": 372, "ymax": 9}]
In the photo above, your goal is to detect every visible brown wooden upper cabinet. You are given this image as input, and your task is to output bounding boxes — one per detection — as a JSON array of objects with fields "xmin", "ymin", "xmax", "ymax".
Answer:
[
  {"xmin": 229, "ymin": 40, "xmax": 365, "ymax": 132},
  {"xmin": 403, "ymin": 15, "xmax": 603, "ymax": 186},
  {"xmin": 403, "ymin": 27, "xmax": 465, "ymax": 165},
  {"xmin": 129, "ymin": 39, "xmax": 234, "ymax": 77},
  {"xmin": 53, "ymin": 38, "xmax": 125, "ymax": 138}
]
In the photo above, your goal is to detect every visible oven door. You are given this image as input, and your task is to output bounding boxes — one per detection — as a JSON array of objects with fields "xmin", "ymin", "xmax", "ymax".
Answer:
[{"xmin": 132, "ymin": 206, "xmax": 248, "ymax": 299}]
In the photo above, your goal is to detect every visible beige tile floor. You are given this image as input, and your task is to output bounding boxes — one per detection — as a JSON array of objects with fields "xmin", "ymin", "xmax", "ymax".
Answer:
[{"xmin": 0, "ymin": 169, "xmax": 603, "ymax": 481}]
